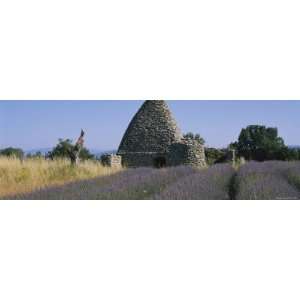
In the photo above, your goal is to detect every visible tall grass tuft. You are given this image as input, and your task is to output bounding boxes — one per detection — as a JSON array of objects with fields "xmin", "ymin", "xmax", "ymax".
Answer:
[{"xmin": 0, "ymin": 157, "xmax": 121, "ymax": 198}]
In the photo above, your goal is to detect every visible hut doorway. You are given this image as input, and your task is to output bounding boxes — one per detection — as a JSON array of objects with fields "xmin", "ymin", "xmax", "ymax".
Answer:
[{"xmin": 153, "ymin": 156, "xmax": 166, "ymax": 168}]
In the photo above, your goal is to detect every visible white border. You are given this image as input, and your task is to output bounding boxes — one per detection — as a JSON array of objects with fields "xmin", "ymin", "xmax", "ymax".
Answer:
[
  {"xmin": 1, "ymin": 1, "xmax": 300, "ymax": 299},
  {"xmin": 0, "ymin": 0, "xmax": 300, "ymax": 100},
  {"xmin": 1, "ymin": 200, "xmax": 300, "ymax": 300}
]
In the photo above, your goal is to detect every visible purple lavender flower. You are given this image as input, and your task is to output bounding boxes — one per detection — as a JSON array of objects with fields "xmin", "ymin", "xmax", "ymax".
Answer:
[
  {"xmin": 154, "ymin": 164, "xmax": 235, "ymax": 200},
  {"xmin": 13, "ymin": 166, "xmax": 197, "ymax": 200},
  {"xmin": 235, "ymin": 161, "xmax": 300, "ymax": 200}
]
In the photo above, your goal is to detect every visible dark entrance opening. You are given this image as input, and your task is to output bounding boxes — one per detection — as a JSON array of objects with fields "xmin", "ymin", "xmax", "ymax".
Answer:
[{"xmin": 153, "ymin": 157, "xmax": 167, "ymax": 168}]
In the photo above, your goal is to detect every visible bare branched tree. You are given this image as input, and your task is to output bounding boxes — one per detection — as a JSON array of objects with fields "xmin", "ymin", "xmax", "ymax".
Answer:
[{"xmin": 69, "ymin": 129, "xmax": 85, "ymax": 165}]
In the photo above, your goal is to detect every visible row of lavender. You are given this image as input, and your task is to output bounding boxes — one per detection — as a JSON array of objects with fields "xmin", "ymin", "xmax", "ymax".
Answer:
[
  {"xmin": 154, "ymin": 164, "xmax": 235, "ymax": 200},
  {"xmin": 12, "ymin": 166, "xmax": 198, "ymax": 200},
  {"xmin": 154, "ymin": 161, "xmax": 300, "ymax": 200},
  {"xmin": 10, "ymin": 161, "xmax": 300, "ymax": 200},
  {"xmin": 235, "ymin": 161, "xmax": 300, "ymax": 200}
]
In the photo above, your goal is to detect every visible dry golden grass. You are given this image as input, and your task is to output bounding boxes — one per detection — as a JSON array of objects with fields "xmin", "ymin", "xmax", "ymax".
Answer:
[{"xmin": 0, "ymin": 157, "xmax": 122, "ymax": 198}]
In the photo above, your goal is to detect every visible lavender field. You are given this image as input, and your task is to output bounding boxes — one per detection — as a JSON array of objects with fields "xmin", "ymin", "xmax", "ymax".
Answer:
[
  {"xmin": 235, "ymin": 161, "xmax": 300, "ymax": 200},
  {"xmin": 4, "ymin": 161, "xmax": 300, "ymax": 200}
]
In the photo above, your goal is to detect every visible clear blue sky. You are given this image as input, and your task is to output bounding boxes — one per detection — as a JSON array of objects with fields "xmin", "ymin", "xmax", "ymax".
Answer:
[{"xmin": 0, "ymin": 100, "xmax": 299, "ymax": 151}]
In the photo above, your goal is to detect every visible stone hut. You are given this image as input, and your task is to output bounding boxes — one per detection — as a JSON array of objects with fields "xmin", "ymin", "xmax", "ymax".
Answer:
[
  {"xmin": 168, "ymin": 138, "xmax": 206, "ymax": 168},
  {"xmin": 116, "ymin": 100, "xmax": 206, "ymax": 168}
]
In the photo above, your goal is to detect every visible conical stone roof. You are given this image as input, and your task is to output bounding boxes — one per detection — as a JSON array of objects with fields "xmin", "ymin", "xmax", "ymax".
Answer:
[{"xmin": 118, "ymin": 100, "xmax": 182, "ymax": 154}]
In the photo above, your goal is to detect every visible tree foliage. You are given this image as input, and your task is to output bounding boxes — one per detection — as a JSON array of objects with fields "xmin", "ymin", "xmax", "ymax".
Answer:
[
  {"xmin": 205, "ymin": 147, "xmax": 227, "ymax": 165},
  {"xmin": 289, "ymin": 148, "xmax": 300, "ymax": 160},
  {"xmin": 0, "ymin": 147, "xmax": 24, "ymax": 159},
  {"xmin": 27, "ymin": 151, "xmax": 43, "ymax": 159},
  {"xmin": 47, "ymin": 139, "xmax": 94, "ymax": 161},
  {"xmin": 183, "ymin": 132, "xmax": 205, "ymax": 145},
  {"xmin": 233, "ymin": 125, "xmax": 289, "ymax": 161}
]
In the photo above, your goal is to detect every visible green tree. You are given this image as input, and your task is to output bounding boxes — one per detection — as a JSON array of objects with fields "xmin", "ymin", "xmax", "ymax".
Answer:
[
  {"xmin": 284, "ymin": 148, "xmax": 300, "ymax": 161},
  {"xmin": 234, "ymin": 125, "xmax": 287, "ymax": 161},
  {"xmin": 205, "ymin": 147, "xmax": 227, "ymax": 165},
  {"xmin": 27, "ymin": 151, "xmax": 43, "ymax": 159},
  {"xmin": 78, "ymin": 147, "xmax": 95, "ymax": 160},
  {"xmin": 183, "ymin": 132, "xmax": 205, "ymax": 145},
  {"xmin": 47, "ymin": 139, "xmax": 94, "ymax": 161},
  {"xmin": 0, "ymin": 147, "xmax": 24, "ymax": 159}
]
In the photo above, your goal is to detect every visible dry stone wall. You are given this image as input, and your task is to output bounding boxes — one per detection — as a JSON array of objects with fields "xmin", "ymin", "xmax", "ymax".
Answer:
[
  {"xmin": 118, "ymin": 100, "xmax": 182, "ymax": 153},
  {"xmin": 117, "ymin": 100, "xmax": 206, "ymax": 168},
  {"xmin": 168, "ymin": 139, "xmax": 206, "ymax": 168},
  {"xmin": 101, "ymin": 154, "xmax": 122, "ymax": 168},
  {"xmin": 120, "ymin": 152, "xmax": 164, "ymax": 168},
  {"xmin": 117, "ymin": 100, "xmax": 183, "ymax": 167}
]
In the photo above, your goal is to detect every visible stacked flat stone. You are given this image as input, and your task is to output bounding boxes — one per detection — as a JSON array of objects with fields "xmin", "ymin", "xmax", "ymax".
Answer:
[
  {"xmin": 117, "ymin": 100, "xmax": 206, "ymax": 168},
  {"xmin": 101, "ymin": 154, "xmax": 122, "ymax": 167},
  {"xmin": 167, "ymin": 138, "xmax": 206, "ymax": 168},
  {"xmin": 117, "ymin": 100, "xmax": 182, "ymax": 167}
]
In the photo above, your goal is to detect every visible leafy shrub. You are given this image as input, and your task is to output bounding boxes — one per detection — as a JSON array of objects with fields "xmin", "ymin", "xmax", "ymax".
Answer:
[
  {"xmin": 47, "ymin": 139, "xmax": 94, "ymax": 161},
  {"xmin": 183, "ymin": 132, "xmax": 205, "ymax": 145},
  {"xmin": 204, "ymin": 147, "xmax": 225, "ymax": 165},
  {"xmin": 0, "ymin": 147, "xmax": 24, "ymax": 159},
  {"xmin": 231, "ymin": 125, "xmax": 290, "ymax": 161}
]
